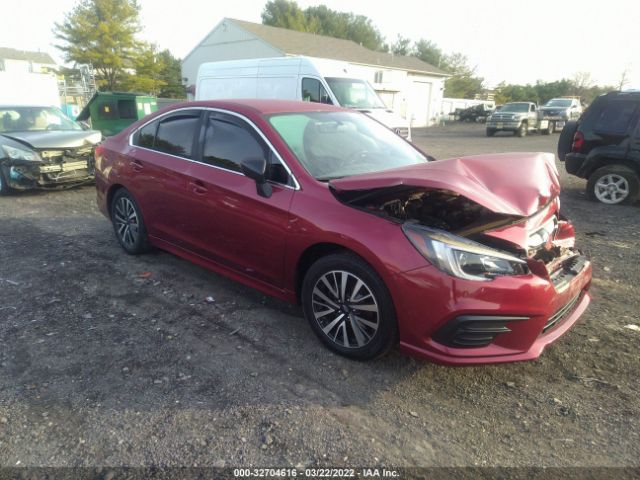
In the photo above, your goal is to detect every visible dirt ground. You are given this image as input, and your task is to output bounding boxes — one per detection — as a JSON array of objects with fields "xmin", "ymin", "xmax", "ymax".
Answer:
[{"xmin": 0, "ymin": 123, "xmax": 638, "ymax": 475}]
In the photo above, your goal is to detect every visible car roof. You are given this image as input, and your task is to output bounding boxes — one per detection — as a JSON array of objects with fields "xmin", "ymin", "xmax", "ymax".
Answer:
[{"xmin": 168, "ymin": 99, "xmax": 346, "ymax": 116}]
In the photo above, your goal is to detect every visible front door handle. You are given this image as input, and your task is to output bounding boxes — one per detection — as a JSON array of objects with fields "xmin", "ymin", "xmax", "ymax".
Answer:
[{"xmin": 189, "ymin": 180, "xmax": 208, "ymax": 195}]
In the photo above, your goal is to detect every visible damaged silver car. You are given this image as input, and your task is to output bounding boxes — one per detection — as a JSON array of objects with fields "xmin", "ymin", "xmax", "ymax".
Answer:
[{"xmin": 0, "ymin": 105, "xmax": 101, "ymax": 194}]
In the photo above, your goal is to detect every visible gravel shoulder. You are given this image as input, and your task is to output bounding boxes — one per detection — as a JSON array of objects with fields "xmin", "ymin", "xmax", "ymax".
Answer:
[{"xmin": 0, "ymin": 123, "xmax": 638, "ymax": 470}]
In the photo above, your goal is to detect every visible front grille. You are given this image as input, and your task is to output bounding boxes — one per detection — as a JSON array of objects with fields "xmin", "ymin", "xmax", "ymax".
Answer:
[{"xmin": 543, "ymin": 292, "xmax": 583, "ymax": 333}]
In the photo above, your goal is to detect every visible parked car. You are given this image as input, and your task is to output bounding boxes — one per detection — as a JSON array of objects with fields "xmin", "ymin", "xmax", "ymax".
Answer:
[
  {"xmin": 540, "ymin": 97, "xmax": 583, "ymax": 133},
  {"xmin": 0, "ymin": 105, "xmax": 101, "ymax": 194},
  {"xmin": 486, "ymin": 102, "xmax": 551, "ymax": 137},
  {"xmin": 95, "ymin": 99, "xmax": 592, "ymax": 364},
  {"xmin": 459, "ymin": 103, "xmax": 495, "ymax": 123},
  {"xmin": 558, "ymin": 91, "xmax": 640, "ymax": 205}
]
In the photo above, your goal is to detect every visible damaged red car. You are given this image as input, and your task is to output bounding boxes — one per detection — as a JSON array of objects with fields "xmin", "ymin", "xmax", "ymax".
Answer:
[{"xmin": 95, "ymin": 100, "xmax": 592, "ymax": 364}]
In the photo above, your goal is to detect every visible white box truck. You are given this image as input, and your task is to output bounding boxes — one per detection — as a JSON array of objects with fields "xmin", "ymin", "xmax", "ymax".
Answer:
[{"xmin": 195, "ymin": 56, "xmax": 412, "ymax": 141}]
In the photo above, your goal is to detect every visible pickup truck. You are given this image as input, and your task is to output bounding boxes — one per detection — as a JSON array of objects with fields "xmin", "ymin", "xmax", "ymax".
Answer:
[
  {"xmin": 486, "ymin": 102, "xmax": 551, "ymax": 137},
  {"xmin": 539, "ymin": 97, "xmax": 583, "ymax": 133}
]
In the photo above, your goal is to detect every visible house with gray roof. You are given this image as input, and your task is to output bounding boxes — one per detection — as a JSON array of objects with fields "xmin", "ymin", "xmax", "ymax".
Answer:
[
  {"xmin": 181, "ymin": 18, "xmax": 449, "ymax": 127},
  {"xmin": 0, "ymin": 47, "xmax": 57, "ymax": 74}
]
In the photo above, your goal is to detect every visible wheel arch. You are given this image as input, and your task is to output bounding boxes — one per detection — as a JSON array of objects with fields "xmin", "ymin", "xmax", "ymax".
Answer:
[{"xmin": 293, "ymin": 242, "xmax": 390, "ymax": 305}]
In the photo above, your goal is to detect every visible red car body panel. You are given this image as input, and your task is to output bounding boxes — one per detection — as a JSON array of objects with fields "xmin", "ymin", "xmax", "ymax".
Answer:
[
  {"xmin": 330, "ymin": 152, "xmax": 561, "ymax": 217},
  {"xmin": 95, "ymin": 99, "xmax": 592, "ymax": 365}
]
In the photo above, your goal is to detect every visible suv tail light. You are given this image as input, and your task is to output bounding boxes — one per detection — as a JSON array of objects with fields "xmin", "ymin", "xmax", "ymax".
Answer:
[{"xmin": 571, "ymin": 131, "xmax": 584, "ymax": 152}]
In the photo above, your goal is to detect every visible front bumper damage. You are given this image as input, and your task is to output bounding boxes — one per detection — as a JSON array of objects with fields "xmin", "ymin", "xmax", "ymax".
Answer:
[{"xmin": 1, "ymin": 146, "xmax": 95, "ymax": 190}]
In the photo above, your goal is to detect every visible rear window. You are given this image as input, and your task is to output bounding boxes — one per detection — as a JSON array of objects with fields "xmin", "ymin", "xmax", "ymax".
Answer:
[{"xmin": 155, "ymin": 113, "xmax": 200, "ymax": 158}]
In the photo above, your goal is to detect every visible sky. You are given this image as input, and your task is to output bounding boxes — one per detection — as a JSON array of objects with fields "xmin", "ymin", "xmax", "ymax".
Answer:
[{"xmin": 2, "ymin": 0, "xmax": 639, "ymax": 89}]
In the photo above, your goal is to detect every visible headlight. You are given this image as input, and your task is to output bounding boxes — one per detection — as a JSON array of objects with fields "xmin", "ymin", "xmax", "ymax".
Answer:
[
  {"xmin": 2, "ymin": 144, "xmax": 40, "ymax": 161},
  {"xmin": 402, "ymin": 223, "xmax": 528, "ymax": 281}
]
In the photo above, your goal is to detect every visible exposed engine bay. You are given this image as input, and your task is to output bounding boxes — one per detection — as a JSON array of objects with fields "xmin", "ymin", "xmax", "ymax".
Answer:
[
  {"xmin": 333, "ymin": 185, "xmax": 586, "ymax": 286},
  {"xmin": 334, "ymin": 185, "xmax": 519, "ymax": 237}
]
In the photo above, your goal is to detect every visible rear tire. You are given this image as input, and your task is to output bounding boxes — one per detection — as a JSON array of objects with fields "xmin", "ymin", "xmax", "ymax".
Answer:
[
  {"xmin": 516, "ymin": 122, "xmax": 528, "ymax": 137},
  {"xmin": 110, "ymin": 189, "xmax": 150, "ymax": 254},
  {"xmin": 557, "ymin": 120, "xmax": 578, "ymax": 161},
  {"xmin": 586, "ymin": 165, "xmax": 639, "ymax": 205},
  {"xmin": 301, "ymin": 253, "xmax": 398, "ymax": 360}
]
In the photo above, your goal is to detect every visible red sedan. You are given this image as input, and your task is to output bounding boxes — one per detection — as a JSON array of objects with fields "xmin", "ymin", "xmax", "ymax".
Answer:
[{"xmin": 95, "ymin": 99, "xmax": 592, "ymax": 364}]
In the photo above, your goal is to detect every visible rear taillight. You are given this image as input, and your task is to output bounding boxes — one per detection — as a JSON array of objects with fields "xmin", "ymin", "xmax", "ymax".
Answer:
[{"xmin": 571, "ymin": 131, "xmax": 584, "ymax": 152}]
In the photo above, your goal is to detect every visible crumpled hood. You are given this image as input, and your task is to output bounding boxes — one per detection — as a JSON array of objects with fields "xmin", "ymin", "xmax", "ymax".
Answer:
[
  {"xmin": 2, "ymin": 130, "xmax": 101, "ymax": 149},
  {"xmin": 330, "ymin": 152, "xmax": 560, "ymax": 217}
]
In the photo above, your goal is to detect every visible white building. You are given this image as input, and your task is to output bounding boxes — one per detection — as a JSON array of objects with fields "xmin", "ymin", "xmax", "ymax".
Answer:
[
  {"xmin": 0, "ymin": 47, "xmax": 57, "ymax": 74},
  {"xmin": 181, "ymin": 18, "xmax": 449, "ymax": 127}
]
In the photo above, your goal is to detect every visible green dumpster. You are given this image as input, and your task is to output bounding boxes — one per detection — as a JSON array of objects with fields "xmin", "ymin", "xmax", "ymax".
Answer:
[{"xmin": 76, "ymin": 92, "xmax": 158, "ymax": 137}]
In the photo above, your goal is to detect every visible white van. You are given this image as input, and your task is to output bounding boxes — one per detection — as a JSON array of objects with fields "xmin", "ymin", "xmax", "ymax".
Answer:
[{"xmin": 195, "ymin": 56, "xmax": 411, "ymax": 141}]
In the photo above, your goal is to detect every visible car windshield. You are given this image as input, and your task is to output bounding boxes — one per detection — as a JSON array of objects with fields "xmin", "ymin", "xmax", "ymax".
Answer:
[
  {"xmin": 0, "ymin": 106, "xmax": 82, "ymax": 133},
  {"xmin": 268, "ymin": 111, "xmax": 427, "ymax": 181},
  {"xmin": 500, "ymin": 103, "xmax": 530, "ymax": 113},
  {"xmin": 545, "ymin": 99, "xmax": 573, "ymax": 107},
  {"xmin": 325, "ymin": 78, "xmax": 386, "ymax": 109}
]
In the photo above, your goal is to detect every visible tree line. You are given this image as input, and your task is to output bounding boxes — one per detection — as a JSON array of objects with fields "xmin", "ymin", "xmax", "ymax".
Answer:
[
  {"xmin": 53, "ymin": 0, "xmax": 616, "ymax": 102},
  {"xmin": 262, "ymin": 0, "xmax": 617, "ymax": 103}
]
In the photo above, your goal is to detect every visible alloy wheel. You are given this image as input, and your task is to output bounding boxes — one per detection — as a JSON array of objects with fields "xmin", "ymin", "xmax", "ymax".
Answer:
[
  {"xmin": 311, "ymin": 270, "xmax": 379, "ymax": 349},
  {"xmin": 594, "ymin": 174, "xmax": 630, "ymax": 204},
  {"xmin": 113, "ymin": 197, "xmax": 140, "ymax": 247}
]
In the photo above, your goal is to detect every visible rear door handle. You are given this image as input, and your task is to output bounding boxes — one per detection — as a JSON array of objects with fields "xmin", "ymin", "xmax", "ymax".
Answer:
[
  {"xmin": 189, "ymin": 180, "xmax": 208, "ymax": 195},
  {"xmin": 130, "ymin": 160, "xmax": 143, "ymax": 173}
]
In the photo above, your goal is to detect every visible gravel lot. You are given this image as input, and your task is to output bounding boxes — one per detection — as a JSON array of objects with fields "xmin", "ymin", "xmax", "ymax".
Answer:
[{"xmin": 0, "ymin": 123, "xmax": 638, "ymax": 474}]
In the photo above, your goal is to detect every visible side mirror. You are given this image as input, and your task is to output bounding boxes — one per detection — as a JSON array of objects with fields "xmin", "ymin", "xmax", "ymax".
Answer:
[{"xmin": 241, "ymin": 157, "xmax": 272, "ymax": 198}]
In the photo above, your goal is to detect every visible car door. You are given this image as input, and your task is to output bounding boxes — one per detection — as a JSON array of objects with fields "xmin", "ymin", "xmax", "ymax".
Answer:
[
  {"xmin": 180, "ymin": 110, "xmax": 295, "ymax": 288},
  {"xmin": 127, "ymin": 109, "xmax": 203, "ymax": 247}
]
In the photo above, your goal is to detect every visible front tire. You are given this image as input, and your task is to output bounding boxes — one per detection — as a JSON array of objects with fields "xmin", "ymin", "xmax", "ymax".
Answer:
[
  {"xmin": 110, "ymin": 189, "xmax": 150, "ymax": 254},
  {"xmin": 486, "ymin": 128, "xmax": 496, "ymax": 137},
  {"xmin": 516, "ymin": 122, "xmax": 528, "ymax": 137},
  {"xmin": 301, "ymin": 253, "xmax": 398, "ymax": 360},
  {"xmin": 0, "ymin": 167, "xmax": 12, "ymax": 196},
  {"xmin": 587, "ymin": 165, "xmax": 639, "ymax": 205}
]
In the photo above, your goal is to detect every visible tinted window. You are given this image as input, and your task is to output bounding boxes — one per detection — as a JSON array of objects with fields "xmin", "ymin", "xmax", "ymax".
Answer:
[
  {"xmin": 118, "ymin": 99, "xmax": 137, "ymax": 119},
  {"xmin": 134, "ymin": 120, "xmax": 157, "ymax": 148},
  {"xmin": 155, "ymin": 112, "xmax": 200, "ymax": 158},
  {"xmin": 594, "ymin": 101, "xmax": 639, "ymax": 135},
  {"xmin": 202, "ymin": 116, "xmax": 267, "ymax": 172},
  {"xmin": 302, "ymin": 78, "xmax": 332, "ymax": 104}
]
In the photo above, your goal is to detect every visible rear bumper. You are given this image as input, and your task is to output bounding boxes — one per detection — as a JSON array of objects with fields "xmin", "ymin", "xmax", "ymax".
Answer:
[
  {"xmin": 391, "ymin": 259, "xmax": 592, "ymax": 365},
  {"xmin": 565, "ymin": 153, "xmax": 587, "ymax": 177}
]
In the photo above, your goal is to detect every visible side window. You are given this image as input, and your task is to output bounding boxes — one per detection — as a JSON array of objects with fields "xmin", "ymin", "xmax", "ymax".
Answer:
[
  {"xmin": 155, "ymin": 111, "xmax": 200, "ymax": 158},
  {"xmin": 133, "ymin": 120, "xmax": 158, "ymax": 148},
  {"xmin": 530, "ymin": 104, "xmax": 536, "ymax": 112},
  {"xmin": 202, "ymin": 115, "xmax": 267, "ymax": 172},
  {"xmin": 117, "ymin": 99, "xmax": 137, "ymax": 119},
  {"xmin": 302, "ymin": 78, "xmax": 332, "ymax": 104},
  {"xmin": 594, "ymin": 101, "xmax": 639, "ymax": 135},
  {"xmin": 98, "ymin": 102, "xmax": 117, "ymax": 120},
  {"xmin": 202, "ymin": 114, "xmax": 292, "ymax": 186}
]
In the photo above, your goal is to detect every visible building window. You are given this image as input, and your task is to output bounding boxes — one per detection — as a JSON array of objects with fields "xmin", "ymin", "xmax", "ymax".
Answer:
[{"xmin": 374, "ymin": 71, "xmax": 384, "ymax": 84}]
